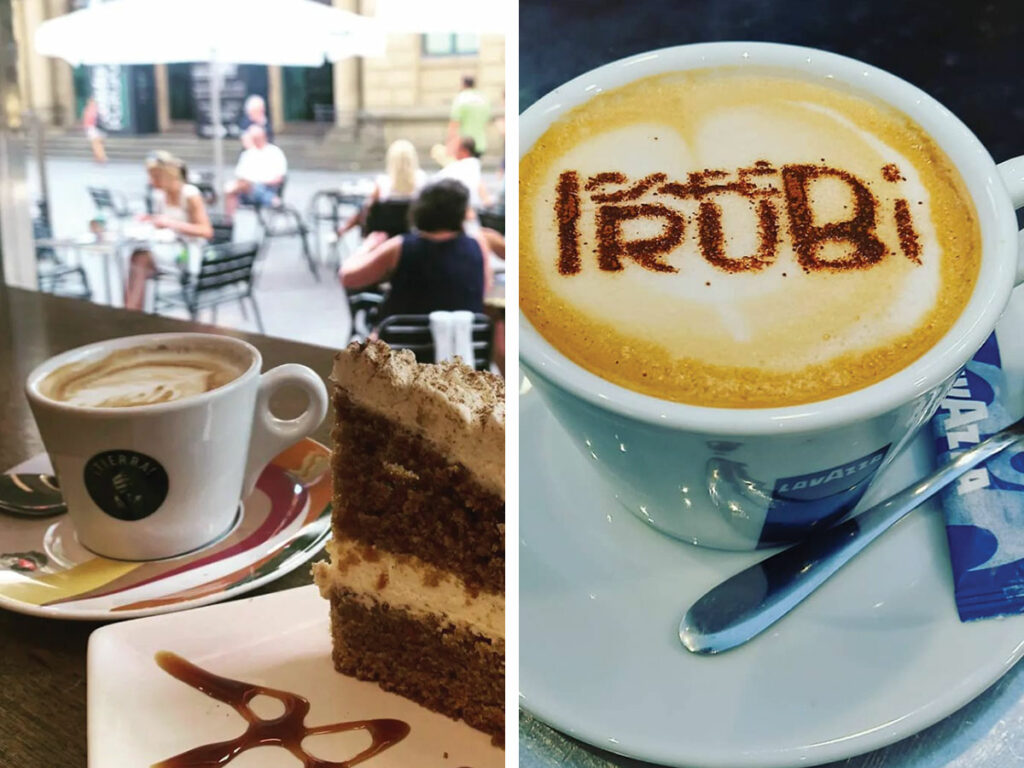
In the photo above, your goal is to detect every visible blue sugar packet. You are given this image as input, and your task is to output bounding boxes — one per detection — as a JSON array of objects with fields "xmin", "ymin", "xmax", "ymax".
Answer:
[{"xmin": 930, "ymin": 331, "xmax": 1024, "ymax": 621}]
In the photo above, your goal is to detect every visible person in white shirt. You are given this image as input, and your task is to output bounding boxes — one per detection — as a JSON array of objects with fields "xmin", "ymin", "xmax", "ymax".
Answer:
[
  {"xmin": 224, "ymin": 125, "xmax": 288, "ymax": 217},
  {"xmin": 124, "ymin": 151, "xmax": 213, "ymax": 310},
  {"xmin": 434, "ymin": 136, "xmax": 491, "ymax": 210}
]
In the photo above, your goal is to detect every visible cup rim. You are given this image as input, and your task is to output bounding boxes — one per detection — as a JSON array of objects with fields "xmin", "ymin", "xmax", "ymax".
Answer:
[
  {"xmin": 25, "ymin": 332, "xmax": 262, "ymax": 416},
  {"xmin": 519, "ymin": 41, "xmax": 1019, "ymax": 436}
]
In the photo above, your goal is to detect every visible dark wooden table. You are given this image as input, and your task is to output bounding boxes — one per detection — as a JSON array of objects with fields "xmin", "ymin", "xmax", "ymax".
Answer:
[{"xmin": 0, "ymin": 286, "xmax": 338, "ymax": 768}]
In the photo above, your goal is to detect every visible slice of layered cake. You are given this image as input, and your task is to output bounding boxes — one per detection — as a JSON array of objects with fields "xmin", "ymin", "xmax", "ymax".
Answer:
[{"xmin": 313, "ymin": 341, "xmax": 504, "ymax": 743}]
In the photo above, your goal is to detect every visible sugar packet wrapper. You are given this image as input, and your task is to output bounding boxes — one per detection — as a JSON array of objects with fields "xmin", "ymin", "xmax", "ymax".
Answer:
[{"xmin": 929, "ymin": 329, "xmax": 1024, "ymax": 621}]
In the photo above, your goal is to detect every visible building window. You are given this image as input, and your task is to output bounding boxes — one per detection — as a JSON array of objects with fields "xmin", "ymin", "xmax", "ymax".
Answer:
[{"xmin": 422, "ymin": 33, "xmax": 479, "ymax": 57}]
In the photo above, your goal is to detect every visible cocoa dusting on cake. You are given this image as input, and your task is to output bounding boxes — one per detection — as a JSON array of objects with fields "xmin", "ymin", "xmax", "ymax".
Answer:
[{"xmin": 315, "ymin": 340, "xmax": 504, "ymax": 746}]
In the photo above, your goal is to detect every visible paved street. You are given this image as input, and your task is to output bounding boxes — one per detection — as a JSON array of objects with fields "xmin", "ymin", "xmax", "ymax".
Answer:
[{"xmin": 29, "ymin": 156, "xmax": 502, "ymax": 350}]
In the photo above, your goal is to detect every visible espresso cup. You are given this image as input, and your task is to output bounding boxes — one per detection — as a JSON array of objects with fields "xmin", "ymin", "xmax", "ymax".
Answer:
[
  {"xmin": 25, "ymin": 332, "xmax": 329, "ymax": 560},
  {"xmin": 520, "ymin": 42, "xmax": 1024, "ymax": 551}
]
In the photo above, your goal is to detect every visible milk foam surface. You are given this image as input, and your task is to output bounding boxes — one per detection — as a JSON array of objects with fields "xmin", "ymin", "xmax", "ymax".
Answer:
[
  {"xmin": 520, "ymin": 70, "xmax": 981, "ymax": 407},
  {"xmin": 42, "ymin": 345, "xmax": 247, "ymax": 407}
]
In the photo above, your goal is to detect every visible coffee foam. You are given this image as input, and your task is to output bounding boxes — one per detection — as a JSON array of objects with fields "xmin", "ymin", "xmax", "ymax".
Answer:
[
  {"xmin": 520, "ymin": 70, "xmax": 981, "ymax": 407},
  {"xmin": 41, "ymin": 343, "xmax": 248, "ymax": 408}
]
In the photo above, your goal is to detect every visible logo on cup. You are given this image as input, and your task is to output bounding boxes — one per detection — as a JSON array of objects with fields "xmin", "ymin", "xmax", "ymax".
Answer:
[{"xmin": 83, "ymin": 450, "xmax": 169, "ymax": 521}]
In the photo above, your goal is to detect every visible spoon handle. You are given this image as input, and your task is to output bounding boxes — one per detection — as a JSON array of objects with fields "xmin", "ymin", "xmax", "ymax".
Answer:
[{"xmin": 679, "ymin": 417, "xmax": 1024, "ymax": 655}]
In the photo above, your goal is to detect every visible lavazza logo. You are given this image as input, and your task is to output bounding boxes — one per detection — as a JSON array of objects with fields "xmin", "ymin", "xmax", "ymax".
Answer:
[{"xmin": 83, "ymin": 449, "xmax": 169, "ymax": 521}]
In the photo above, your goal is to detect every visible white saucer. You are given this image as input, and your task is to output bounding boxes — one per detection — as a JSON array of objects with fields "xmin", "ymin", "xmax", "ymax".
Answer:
[
  {"xmin": 0, "ymin": 438, "xmax": 332, "ymax": 620},
  {"xmin": 88, "ymin": 585, "xmax": 502, "ymax": 767},
  {"xmin": 519, "ymin": 382, "xmax": 1024, "ymax": 768}
]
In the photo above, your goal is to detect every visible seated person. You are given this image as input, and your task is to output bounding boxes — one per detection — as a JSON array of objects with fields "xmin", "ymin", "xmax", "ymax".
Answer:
[
  {"xmin": 224, "ymin": 125, "xmax": 287, "ymax": 217},
  {"xmin": 124, "ymin": 152, "xmax": 213, "ymax": 311},
  {"xmin": 433, "ymin": 136, "xmax": 492, "ymax": 209},
  {"xmin": 337, "ymin": 139, "xmax": 426, "ymax": 255},
  {"xmin": 340, "ymin": 178, "xmax": 492, "ymax": 319},
  {"xmin": 435, "ymin": 136, "xmax": 505, "ymax": 258},
  {"xmin": 237, "ymin": 94, "xmax": 273, "ymax": 145}
]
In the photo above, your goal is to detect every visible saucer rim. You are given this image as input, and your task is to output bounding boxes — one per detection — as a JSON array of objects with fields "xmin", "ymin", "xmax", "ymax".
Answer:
[{"xmin": 0, "ymin": 437, "xmax": 331, "ymax": 622}]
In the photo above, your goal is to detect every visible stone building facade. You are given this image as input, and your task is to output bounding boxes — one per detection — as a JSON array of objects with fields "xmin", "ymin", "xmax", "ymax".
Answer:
[{"xmin": 12, "ymin": 0, "xmax": 505, "ymax": 160}]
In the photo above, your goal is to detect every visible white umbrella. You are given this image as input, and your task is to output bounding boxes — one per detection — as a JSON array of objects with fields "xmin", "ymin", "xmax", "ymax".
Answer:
[{"xmin": 34, "ymin": 0, "xmax": 386, "ymax": 203}]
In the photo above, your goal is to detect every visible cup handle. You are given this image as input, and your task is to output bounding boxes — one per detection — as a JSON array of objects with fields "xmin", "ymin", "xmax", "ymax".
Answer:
[
  {"xmin": 242, "ymin": 364, "xmax": 329, "ymax": 498},
  {"xmin": 996, "ymin": 156, "xmax": 1024, "ymax": 285}
]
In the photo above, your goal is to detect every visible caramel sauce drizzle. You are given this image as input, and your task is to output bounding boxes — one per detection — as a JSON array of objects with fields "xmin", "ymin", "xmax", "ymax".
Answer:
[
  {"xmin": 151, "ymin": 652, "xmax": 411, "ymax": 768},
  {"xmin": 554, "ymin": 162, "xmax": 922, "ymax": 275}
]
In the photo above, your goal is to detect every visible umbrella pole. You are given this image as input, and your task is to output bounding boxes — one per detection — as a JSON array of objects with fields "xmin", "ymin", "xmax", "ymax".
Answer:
[{"xmin": 209, "ymin": 54, "xmax": 224, "ymax": 213}]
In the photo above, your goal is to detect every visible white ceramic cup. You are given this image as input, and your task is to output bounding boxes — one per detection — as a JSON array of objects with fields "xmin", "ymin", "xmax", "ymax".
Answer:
[
  {"xmin": 520, "ymin": 42, "xmax": 1024, "ymax": 551},
  {"xmin": 25, "ymin": 332, "xmax": 329, "ymax": 560}
]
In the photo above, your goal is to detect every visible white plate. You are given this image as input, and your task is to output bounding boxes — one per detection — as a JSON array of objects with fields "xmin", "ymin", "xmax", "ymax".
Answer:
[
  {"xmin": 519, "ymin": 382, "xmax": 1024, "ymax": 768},
  {"xmin": 88, "ymin": 584, "xmax": 503, "ymax": 767}
]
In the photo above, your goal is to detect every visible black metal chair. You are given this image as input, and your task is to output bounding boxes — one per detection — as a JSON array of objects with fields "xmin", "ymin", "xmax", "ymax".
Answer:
[
  {"xmin": 189, "ymin": 171, "xmax": 218, "ymax": 207},
  {"xmin": 347, "ymin": 285, "xmax": 387, "ymax": 342},
  {"xmin": 478, "ymin": 204, "xmax": 505, "ymax": 235},
  {"xmin": 254, "ymin": 203, "xmax": 319, "ymax": 281},
  {"xmin": 363, "ymin": 199, "xmax": 412, "ymax": 239},
  {"xmin": 88, "ymin": 187, "xmax": 134, "ymax": 226},
  {"xmin": 208, "ymin": 214, "xmax": 234, "ymax": 245},
  {"xmin": 241, "ymin": 178, "xmax": 317, "ymax": 281},
  {"xmin": 308, "ymin": 189, "xmax": 363, "ymax": 267},
  {"xmin": 33, "ymin": 216, "xmax": 92, "ymax": 300},
  {"xmin": 376, "ymin": 313, "xmax": 494, "ymax": 371},
  {"xmin": 152, "ymin": 242, "xmax": 264, "ymax": 332}
]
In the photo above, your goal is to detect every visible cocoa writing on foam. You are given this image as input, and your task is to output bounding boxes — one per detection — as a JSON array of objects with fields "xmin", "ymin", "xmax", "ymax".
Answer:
[{"xmin": 554, "ymin": 162, "xmax": 921, "ymax": 276}]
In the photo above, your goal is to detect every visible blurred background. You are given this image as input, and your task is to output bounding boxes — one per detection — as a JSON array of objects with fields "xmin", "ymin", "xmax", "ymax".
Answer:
[{"xmin": 0, "ymin": 0, "xmax": 506, "ymax": 353}]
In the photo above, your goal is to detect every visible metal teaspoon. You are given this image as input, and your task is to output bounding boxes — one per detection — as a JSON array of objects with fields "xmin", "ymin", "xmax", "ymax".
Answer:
[
  {"xmin": 0, "ymin": 474, "xmax": 65, "ymax": 517},
  {"xmin": 679, "ymin": 416, "xmax": 1024, "ymax": 655}
]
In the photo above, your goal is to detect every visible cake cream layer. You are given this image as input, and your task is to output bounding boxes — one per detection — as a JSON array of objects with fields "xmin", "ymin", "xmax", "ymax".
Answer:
[
  {"xmin": 520, "ymin": 69, "xmax": 981, "ymax": 407},
  {"xmin": 332, "ymin": 342, "xmax": 504, "ymax": 497},
  {"xmin": 331, "ymin": 387, "xmax": 504, "ymax": 594},
  {"xmin": 313, "ymin": 538, "xmax": 504, "ymax": 641}
]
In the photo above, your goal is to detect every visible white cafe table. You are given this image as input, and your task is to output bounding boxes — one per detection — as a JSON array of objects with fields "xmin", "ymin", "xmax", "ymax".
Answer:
[{"xmin": 35, "ymin": 225, "xmax": 181, "ymax": 307}]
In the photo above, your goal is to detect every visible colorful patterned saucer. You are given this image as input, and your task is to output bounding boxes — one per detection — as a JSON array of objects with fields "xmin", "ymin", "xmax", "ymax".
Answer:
[{"xmin": 0, "ymin": 438, "xmax": 332, "ymax": 620}]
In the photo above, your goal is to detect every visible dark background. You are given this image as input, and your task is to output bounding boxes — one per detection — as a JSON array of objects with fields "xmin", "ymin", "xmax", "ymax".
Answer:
[{"xmin": 519, "ymin": 0, "xmax": 1024, "ymax": 163}]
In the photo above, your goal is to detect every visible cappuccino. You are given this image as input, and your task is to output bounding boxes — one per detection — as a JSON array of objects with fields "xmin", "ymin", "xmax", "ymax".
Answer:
[
  {"xmin": 40, "ymin": 343, "xmax": 247, "ymax": 408},
  {"xmin": 520, "ymin": 69, "xmax": 982, "ymax": 408}
]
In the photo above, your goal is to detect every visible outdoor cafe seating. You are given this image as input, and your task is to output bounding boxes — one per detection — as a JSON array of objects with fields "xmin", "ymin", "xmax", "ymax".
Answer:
[
  {"xmin": 364, "ymin": 198, "xmax": 413, "ymax": 238},
  {"xmin": 152, "ymin": 241, "xmax": 264, "ymax": 332},
  {"xmin": 377, "ymin": 312, "xmax": 494, "ymax": 371},
  {"xmin": 307, "ymin": 188, "xmax": 361, "ymax": 267},
  {"xmin": 34, "ymin": 214, "xmax": 92, "ymax": 301},
  {"xmin": 477, "ymin": 203, "xmax": 505, "ymax": 235},
  {"xmin": 87, "ymin": 186, "xmax": 138, "ymax": 228}
]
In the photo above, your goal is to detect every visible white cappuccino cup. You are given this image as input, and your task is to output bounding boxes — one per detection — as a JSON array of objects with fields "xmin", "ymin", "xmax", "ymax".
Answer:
[{"xmin": 26, "ymin": 332, "xmax": 329, "ymax": 560}]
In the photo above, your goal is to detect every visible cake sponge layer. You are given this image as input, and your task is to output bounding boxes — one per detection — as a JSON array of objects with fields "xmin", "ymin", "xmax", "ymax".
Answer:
[
  {"xmin": 326, "ymin": 586, "xmax": 505, "ymax": 744},
  {"xmin": 332, "ymin": 389, "xmax": 504, "ymax": 594}
]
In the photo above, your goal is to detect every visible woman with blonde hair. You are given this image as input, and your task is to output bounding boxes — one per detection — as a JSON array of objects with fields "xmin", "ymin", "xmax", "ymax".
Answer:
[
  {"xmin": 124, "ymin": 151, "xmax": 213, "ymax": 310},
  {"xmin": 336, "ymin": 139, "xmax": 427, "ymax": 250}
]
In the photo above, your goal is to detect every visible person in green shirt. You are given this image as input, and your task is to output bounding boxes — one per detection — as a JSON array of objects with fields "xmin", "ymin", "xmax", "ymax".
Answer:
[{"xmin": 448, "ymin": 75, "xmax": 491, "ymax": 156}]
